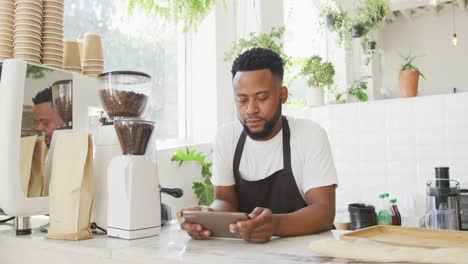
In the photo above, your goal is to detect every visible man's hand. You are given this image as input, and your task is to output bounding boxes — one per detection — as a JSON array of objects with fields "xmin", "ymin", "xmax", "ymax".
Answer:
[
  {"xmin": 177, "ymin": 205, "xmax": 212, "ymax": 240},
  {"xmin": 229, "ymin": 207, "xmax": 275, "ymax": 243}
]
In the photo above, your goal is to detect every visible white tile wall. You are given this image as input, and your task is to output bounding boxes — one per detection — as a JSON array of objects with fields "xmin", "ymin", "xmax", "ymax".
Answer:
[{"xmin": 285, "ymin": 92, "xmax": 468, "ymax": 217}]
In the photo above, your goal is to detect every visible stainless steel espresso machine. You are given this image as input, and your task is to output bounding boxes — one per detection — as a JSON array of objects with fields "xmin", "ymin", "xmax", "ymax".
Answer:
[{"xmin": 0, "ymin": 59, "xmax": 101, "ymax": 235}]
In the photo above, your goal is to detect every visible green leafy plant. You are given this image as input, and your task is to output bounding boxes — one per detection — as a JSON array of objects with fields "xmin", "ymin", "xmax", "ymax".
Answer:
[
  {"xmin": 400, "ymin": 52, "xmax": 426, "ymax": 79},
  {"xmin": 355, "ymin": 0, "xmax": 389, "ymax": 64},
  {"xmin": 321, "ymin": 6, "xmax": 352, "ymax": 51},
  {"xmin": 299, "ymin": 55, "xmax": 335, "ymax": 89},
  {"xmin": 124, "ymin": 0, "xmax": 225, "ymax": 32},
  {"xmin": 224, "ymin": 26, "xmax": 291, "ymax": 66},
  {"xmin": 347, "ymin": 77, "xmax": 369, "ymax": 102},
  {"xmin": 321, "ymin": 0, "xmax": 389, "ymax": 62},
  {"xmin": 171, "ymin": 148, "xmax": 213, "ymax": 205}
]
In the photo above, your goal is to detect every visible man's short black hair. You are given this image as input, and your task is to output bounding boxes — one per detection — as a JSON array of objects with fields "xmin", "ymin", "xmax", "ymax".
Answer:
[
  {"xmin": 32, "ymin": 87, "xmax": 52, "ymax": 105},
  {"xmin": 231, "ymin": 47, "xmax": 284, "ymax": 82}
]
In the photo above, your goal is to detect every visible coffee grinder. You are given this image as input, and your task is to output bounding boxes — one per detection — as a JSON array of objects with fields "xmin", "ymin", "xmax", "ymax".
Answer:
[{"xmin": 97, "ymin": 71, "xmax": 161, "ymax": 239}]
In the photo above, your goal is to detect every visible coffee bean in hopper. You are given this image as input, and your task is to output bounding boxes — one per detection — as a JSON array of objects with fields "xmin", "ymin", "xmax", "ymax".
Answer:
[{"xmin": 99, "ymin": 90, "xmax": 148, "ymax": 117}]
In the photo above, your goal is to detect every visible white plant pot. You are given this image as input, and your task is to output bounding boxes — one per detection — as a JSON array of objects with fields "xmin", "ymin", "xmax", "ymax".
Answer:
[{"xmin": 306, "ymin": 87, "xmax": 324, "ymax": 107}]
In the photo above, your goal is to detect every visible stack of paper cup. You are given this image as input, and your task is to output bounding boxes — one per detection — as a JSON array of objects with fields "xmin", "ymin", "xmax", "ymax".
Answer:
[
  {"xmin": 63, "ymin": 40, "xmax": 80, "ymax": 73},
  {"xmin": 82, "ymin": 32, "xmax": 104, "ymax": 77},
  {"xmin": 13, "ymin": 0, "xmax": 43, "ymax": 63},
  {"xmin": 0, "ymin": 0, "xmax": 15, "ymax": 60},
  {"xmin": 41, "ymin": 0, "xmax": 63, "ymax": 68}
]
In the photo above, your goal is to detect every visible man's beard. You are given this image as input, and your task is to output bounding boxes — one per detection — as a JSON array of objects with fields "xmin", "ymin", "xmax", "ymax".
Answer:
[{"xmin": 240, "ymin": 101, "xmax": 282, "ymax": 140}]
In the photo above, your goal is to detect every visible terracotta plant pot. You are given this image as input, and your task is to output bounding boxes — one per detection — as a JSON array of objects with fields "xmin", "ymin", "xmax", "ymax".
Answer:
[{"xmin": 399, "ymin": 70, "xmax": 420, "ymax": 97}]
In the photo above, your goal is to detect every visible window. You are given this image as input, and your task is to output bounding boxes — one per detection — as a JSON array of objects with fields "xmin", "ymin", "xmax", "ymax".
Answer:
[
  {"xmin": 64, "ymin": 0, "xmax": 184, "ymax": 141},
  {"xmin": 283, "ymin": 0, "xmax": 346, "ymax": 102}
]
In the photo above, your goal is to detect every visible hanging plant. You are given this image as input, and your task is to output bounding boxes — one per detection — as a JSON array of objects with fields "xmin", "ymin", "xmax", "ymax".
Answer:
[
  {"xmin": 124, "ymin": 0, "xmax": 225, "ymax": 32},
  {"xmin": 320, "ymin": 6, "xmax": 352, "ymax": 52}
]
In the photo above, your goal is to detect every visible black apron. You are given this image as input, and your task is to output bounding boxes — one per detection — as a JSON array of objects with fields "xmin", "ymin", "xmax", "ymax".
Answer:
[{"xmin": 233, "ymin": 116, "xmax": 307, "ymax": 214}]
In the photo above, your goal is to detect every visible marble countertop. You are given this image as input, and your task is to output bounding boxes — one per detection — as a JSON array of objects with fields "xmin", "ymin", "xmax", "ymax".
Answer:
[{"xmin": 0, "ymin": 216, "xmax": 364, "ymax": 264}]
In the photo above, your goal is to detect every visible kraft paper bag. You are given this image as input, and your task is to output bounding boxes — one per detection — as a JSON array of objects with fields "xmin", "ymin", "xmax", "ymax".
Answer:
[
  {"xmin": 47, "ymin": 133, "xmax": 94, "ymax": 241},
  {"xmin": 20, "ymin": 136, "xmax": 47, "ymax": 197}
]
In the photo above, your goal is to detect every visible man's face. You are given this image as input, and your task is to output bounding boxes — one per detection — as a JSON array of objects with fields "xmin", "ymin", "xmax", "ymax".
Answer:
[
  {"xmin": 33, "ymin": 102, "xmax": 64, "ymax": 146},
  {"xmin": 233, "ymin": 69, "xmax": 288, "ymax": 140}
]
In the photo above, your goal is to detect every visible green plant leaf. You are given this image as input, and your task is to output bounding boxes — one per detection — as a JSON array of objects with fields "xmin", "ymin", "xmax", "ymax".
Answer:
[
  {"xmin": 193, "ymin": 181, "xmax": 213, "ymax": 205},
  {"xmin": 124, "ymin": 0, "xmax": 224, "ymax": 32},
  {"xmin": 171, "ymin": 148, "xmax": 213, "ymax": 205}
]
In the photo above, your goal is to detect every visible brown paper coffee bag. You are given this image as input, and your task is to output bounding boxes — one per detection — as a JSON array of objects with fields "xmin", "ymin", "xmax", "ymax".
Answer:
[
  {"xmin": 47, "ymin": 132, "xmax": 94, "ymax": 241},
  {"xmin": 29, "ymin": 136, "xmax": 47, "ymax": 197},
  {"xmin": 20, "ymin": 136, "xmax": 47, "ymax": 197}
]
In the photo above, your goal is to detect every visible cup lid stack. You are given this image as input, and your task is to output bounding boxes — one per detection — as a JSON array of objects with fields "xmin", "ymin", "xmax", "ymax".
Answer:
[
  {"xmin": 13, "ymin": 0, "xmax": 43, "ymax": 63},
  {"xmin": 82, "ymin": 32, "xmax": 104, "ymax": 77},
  {"xmin": 0, "ymin": 0, "xmax": 15, "ymax": 60},
  {"xmin": 41, "ymin": 0, "xmax": 63, "ymax": 68}
]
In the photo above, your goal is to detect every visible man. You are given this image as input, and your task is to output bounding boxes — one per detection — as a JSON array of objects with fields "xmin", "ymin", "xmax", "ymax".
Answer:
[
  {"xmin": 32, "ymin": 87, "xmax": 64, "ymax": 147},
  {"xmin": 179, "ymin": 48, "xmax": 337, "ymax": 243}
]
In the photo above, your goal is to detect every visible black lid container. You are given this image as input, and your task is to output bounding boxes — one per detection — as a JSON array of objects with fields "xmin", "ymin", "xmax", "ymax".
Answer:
[{"xmin": 348, "ymin": 203, "xmax": 377, "ymax": 230}]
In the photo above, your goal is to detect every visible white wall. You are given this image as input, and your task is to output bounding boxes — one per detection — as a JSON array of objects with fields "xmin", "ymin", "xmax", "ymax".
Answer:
[
  {"xmin": 379, "ymin": 7, "xmax": 468, "ymax": 98},
  {"xmin": 285, "ymin": 92, "xmax": 468, "ymax": 217}
]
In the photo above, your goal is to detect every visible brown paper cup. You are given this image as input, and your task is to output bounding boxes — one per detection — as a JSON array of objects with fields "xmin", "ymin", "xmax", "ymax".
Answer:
[
  {"xmin": 14, "ymin": 12, "xmax": 42, "ymax": 21},
  {"xmin": 42, "ymin": 42, "xmax": 63, "ymax": 50},
  {"xmin": 42, "ymin": 47, "xmax": 62, "ymax": 54},
  {"xmin": 0, "ymin": 28, "xmax": 13, "ymax": 35},
  {"xmin": 0, "ymin": 42, "xmax": 13, "ymax": 49},
  {"xmin": 63, "ymin": 40, "xmax": 81, "ymax": 68},
  {"xmin": 83, "ymin": 66, "xmax": 103, "ymax": 72},
  {"xmin": 43, "ymin": 10, "xmax": 63, "ymax": 17},
  {"xmin": 14, "ymin": 29, "xmax": 41, "ymax": 39},
  {"xmin": 0, "ymin": 11, "xmax": 15, "ymax": 23},
  {"xmin": 42, "ymin": 26, "xmax": 63, "ymax": 34},
  {"xmin": 0, "ymin": 32, "xmax": 13, "ymax": 39},
  {"xmin": 42, "ymin": 58, "xmax": 62, "ymax": 64},
  {"xmin": 15, "ymin": 17, "xmax": 42, "ymax": 26},
  {"xmin": 15, "ymin": 2, "xmax": 42, "ymax": 11},
  {"xmin": 42, "ymin": 32, "xmax": 63, "ymax": 39},
  {"xmin": 0, "ymin": 2, "xmax": 14, "ymax": 9},
  {"xmin": 13, "ymin": 53, "xmax": 41, "ymax": 61},
  {"xmin": 43, "ymin": 21, "xmax": 61, "ymax": 28},
  {"xmin": 43, "ymin": 16, "xmax": 62, "ymax": 24},
  {"xmin": 15, "ymin": 23, "xmax": 42, "ymax": 31},
  {"xmin": 42, "ymin": 52, "xmax": 62, "ymax": 60},
  {"xmin": 14, "ymin": 35, "xmax": 41, "ymax": 42},
  {"xmin": 43, "ymin": 5, "xmax": 63, "ymax": 13},
  {"xmin": 82, "ymin": 33, "xmax": 103, "ymax": 61},
  {"xmin": 14, "ymin": 47, "xmax": 41, "ymax": 55},
  {"xmin": 15, "ymin": 7, "xmax": 43, "ymax": 16},
  {"xmin": 14, "ymin": 41, "xmax": 41, "ymax": 49},
  {"xmin": 0, "ymin": 49, "xmax": 13, "ymax": 57}
]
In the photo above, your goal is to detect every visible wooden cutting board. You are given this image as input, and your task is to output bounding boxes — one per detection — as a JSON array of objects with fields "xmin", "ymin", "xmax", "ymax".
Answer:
[{"xmin": 341, "ymin": 225, "xmax": 468, "ymax": 249}]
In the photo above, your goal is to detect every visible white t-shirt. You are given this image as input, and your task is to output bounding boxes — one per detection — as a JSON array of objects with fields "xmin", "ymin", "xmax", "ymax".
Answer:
[{"xmin": 212, "ymin": 116, "xmax": 338, "ymax": 199}]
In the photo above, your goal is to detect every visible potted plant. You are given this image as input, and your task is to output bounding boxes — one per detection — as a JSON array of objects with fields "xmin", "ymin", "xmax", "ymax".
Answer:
[
  {"xmin": 353, "ymin": 0, "xmax": 389, "ymax": 63},
  {"xmin": 321, "ymin": 6, "xmax": 352, "ymax": 51},
  {"xmin": 347, "ymin": 77, "xmax": 369, "ymax": 102},
  {"xmin": 399, "ymin": 53, "xmax": 426, "ymax": 98},
  {"xmin": 299, "ymin": 55, "xmax": 335, "ymax": 107},
  {"xmin": 327, "ymin": 86, "xmax": 346, "ymax": 105}
]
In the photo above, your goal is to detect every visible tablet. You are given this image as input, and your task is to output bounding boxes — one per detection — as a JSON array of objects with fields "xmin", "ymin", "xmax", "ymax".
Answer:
[{"xmin": 183, "ymin": 211, "xmax": 249, "ymax": 238}]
